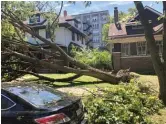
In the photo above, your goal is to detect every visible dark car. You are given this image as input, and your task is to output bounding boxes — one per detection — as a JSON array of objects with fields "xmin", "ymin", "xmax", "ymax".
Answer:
[{"xmin": 1, "ymin": 82, "xmax": 87, "ymax": 124}]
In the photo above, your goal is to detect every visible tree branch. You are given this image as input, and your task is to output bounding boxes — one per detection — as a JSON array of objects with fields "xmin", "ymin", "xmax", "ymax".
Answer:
[{"xmin": 51, "ymin": 1, "xmax": 63, "ymax": 27}]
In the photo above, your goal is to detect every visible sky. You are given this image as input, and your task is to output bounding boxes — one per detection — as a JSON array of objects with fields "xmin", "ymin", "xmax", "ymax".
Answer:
[{"xmin": 57, "ymin": 1, "xmax": 163, "ymax": 16}]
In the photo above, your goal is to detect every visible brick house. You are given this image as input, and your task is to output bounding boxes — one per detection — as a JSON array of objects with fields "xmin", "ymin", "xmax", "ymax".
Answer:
[{"xmin": 108, "ymin": 6, "xmax": 163, "ymax": 73}]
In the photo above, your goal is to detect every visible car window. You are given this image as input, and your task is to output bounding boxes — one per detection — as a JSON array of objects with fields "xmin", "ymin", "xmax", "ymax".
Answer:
[
  {"xmin": 6, "ymin": 86, "xmax": 62, "ymax": 107},
  {"xmin": 1, "ymin": 94, "xmax": 16, "ymax": 110}
]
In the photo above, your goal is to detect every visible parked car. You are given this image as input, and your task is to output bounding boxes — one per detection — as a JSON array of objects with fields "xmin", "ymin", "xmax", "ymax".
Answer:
[{"xmin": 1, "ymin": 82, "xmax": 87, "ymax": 124}]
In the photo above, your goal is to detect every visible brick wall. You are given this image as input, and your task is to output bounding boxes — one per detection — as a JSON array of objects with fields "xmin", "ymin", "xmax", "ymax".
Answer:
[
  {"xmin": 121, "ymin": 56, "xmax": 154, "ymax": 73},
  {"xmin": 113, "ymin": 52, "xmax": 155, "ymax": 73}
]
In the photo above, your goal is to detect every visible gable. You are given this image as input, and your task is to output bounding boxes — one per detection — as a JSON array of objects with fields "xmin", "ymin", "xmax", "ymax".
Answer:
[{"xmin": 128, "ymin": 6, "xmax": 162, "ymax": 27}]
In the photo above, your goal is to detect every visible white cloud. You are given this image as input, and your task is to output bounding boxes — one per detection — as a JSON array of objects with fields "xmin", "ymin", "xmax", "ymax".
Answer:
[
  {"xmin": 55, "ymin": 3, "xmax": 71, "ymax": 9},
  {"xmin": 109, "ymin": 1, "xmax": 132, "ymax": 5}
]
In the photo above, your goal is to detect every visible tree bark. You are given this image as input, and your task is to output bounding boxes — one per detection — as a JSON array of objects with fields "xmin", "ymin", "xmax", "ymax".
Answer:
[
  {"xmin": 134, "ymin": 1, "xmax": 166, "ymax": 104},
  {"xmin": 14, "ymin": 70, "xmax": 81, "ymax": 82},
  {"xmin": 5, "ymin": 48, "xmax": 121, "ymax": 83},
  {"xmin": 163, "ymin": 2, "xmax": 166, "ymax": 63}
]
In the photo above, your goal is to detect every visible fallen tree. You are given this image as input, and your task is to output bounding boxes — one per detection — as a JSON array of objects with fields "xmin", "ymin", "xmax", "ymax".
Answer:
[{"xmin": 1, "ymin": 1, "xmax": 130, "ymax": 84}]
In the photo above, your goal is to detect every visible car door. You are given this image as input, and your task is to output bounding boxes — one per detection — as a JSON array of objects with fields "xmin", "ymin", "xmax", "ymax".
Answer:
[
  {"xmin": 1, "ymin": 93, "xmax": 30, "ymax": 124},
  {"xmin": 1, "ymin": 93, "xmax": 18, "ymax": 124}
]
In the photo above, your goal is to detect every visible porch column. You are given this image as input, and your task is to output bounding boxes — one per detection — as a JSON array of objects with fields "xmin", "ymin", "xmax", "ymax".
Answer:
[{"xmin": 112, "ymin": 52, "xmax": 121, "ymax": 71}]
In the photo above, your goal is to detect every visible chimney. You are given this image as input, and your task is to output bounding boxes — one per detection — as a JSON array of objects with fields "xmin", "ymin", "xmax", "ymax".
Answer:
[
  {"xmin": 64, "ymin": 10, "xmax": 67, "ymax": 17},
  {"xmin": 114, "ymin": 7, "xmax": 121, "ymax": 30},
  {"xmin": 114, "ymin": 7, "xmax": 118, "ymax": 24}
]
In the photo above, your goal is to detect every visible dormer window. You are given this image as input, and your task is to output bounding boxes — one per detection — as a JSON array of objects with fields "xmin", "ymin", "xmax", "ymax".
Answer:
[
  {"xmin": 29, "ymin": 14, "xmax": 40, "ymax": 24},
  {"xmin": 132, "ymin": 25, "xmax": 144, "ymax": 29}
]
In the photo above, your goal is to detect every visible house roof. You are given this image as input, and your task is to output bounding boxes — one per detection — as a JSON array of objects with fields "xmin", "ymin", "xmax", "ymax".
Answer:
[
  {"xmin": 58, "ymin": 22, "xmax": 87, "ymax": 37},
  {"xmin": 26, "ymin": 15, "xmax": 87, "ymax": 38},
  {"xmin": 59, "ymin": 16, "xmax": 73, "ymax": 23},
  {"xmin": 108, "ymin": 6, "xmax": 163, "ymax": 43},
  {"xmin": 28, "ymin": 19, "xmax": 47, "ymax": 26},
  {"xmin": 109, "ymin": 34, "xmax": 162, "ymax": 43},
  {"xmin": 59, "ymin": 16, "xmax": 80, "ymax": 23},
  {"xmin": 108, "ymin": 23, "xmax": 127, "ymax": 39},
  {"xmin": 128, "ymin": 6, "xmax": 163, "ymax": 22},
  {"xmin": 108, "ymin": 23, "xmax": 162, "ymax": 41}
]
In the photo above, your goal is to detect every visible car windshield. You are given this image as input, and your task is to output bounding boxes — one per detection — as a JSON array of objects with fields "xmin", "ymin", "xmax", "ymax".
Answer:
[{"xmin": 5, "ymin": 85, "xmax": 62, "ymax": 107}]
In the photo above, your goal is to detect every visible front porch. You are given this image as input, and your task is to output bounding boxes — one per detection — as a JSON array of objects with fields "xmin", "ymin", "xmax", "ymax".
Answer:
[
  {"xmin": 111, "ymin": 34, "xmax": 163, "ymax": 74},
  {"xmin": 112, "ymin": 52, "xmax": 154, "ymax": 73}
]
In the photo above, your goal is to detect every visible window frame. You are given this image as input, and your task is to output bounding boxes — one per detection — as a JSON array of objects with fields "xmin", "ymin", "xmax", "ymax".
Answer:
[
  {"xmin": 32, "ymin": 29, "xmax": 39, "ymax": 38},
  {"xmin": 136, "ymin": 42, "xmax": 147, "ymax": 56},
  {"xmin": 156, "ymin": 40, "xmax": 163, "ymax": 55},
  {"xmin": 81, "ymin": 36, "xmax": 83, "ymax": 44},
  {"xmin": 132, "ymin": 25, "xmax": 144, "ymax": 30},
  {"xmin": 1, "ymin": 94, "xmax": 16, "ymax": 111},
  {"xmin": 72, "ymin": 32, "xmax": 75, "ymax": 41},
  {"xmin": 121, "ymin": 43, "xmax": 130, "ymax": 56},
  {"xmin": 77, "ymin": 33, "xmax": 79, "ymax": 41},
  {"xmin": 46, "ymin": 29, "xmax": 51, "ymax": 39}
]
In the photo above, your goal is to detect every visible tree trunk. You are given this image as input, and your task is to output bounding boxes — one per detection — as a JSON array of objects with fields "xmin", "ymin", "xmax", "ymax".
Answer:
[
  {"xmin": 5, "ymin": 48, "xmax": 121, "ymax": 83},
  {"xmin": 135, "ymin": 1, "xmax": 166, "ymax": 104}
]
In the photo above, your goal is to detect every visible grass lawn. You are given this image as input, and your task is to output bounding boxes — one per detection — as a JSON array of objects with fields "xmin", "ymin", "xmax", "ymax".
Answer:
[
  {"xmin": 20, "ymin": 73, "xmax": 166, "ymax": 124},
  {"xmin": 21, "ymin": 73, "xmax": 117, "ymax": 88}
]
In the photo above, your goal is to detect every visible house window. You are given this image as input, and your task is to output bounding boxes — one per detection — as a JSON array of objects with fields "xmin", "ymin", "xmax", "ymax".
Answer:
[
  {"xmin": 32, "ymin": 29, "xmax": 39, "ymax": 38},
  {"xmin": 72, "ymin": 32, "xmax": 75, "ymax": 41},
  {"xmin": 93, "ymin": 24, "xmax": 99, "ymax": 29},
  {"xmin": 136, "ymin": 42, "xmax": 146, "ymax": 55},
  {"xmin": 97, "ymin": 24, "xmax": 99, "ymax": 29},
  {"xmin": 156, "ymin": 41, "xmax": 163, "ymax": 55},
  {"xmin": 77, "ymin": 34, "xmax": 79, "ymax": 41},
  {"xmin": 36, "ymin": 14, "xmax": 40, "ymax": 22},
  {"xmin": 74, "ymin": 22, "xmax": 78, "ymax": 28},
  {"xmin": 81, "ymin": 36, "xmax": 83, "ymax": 44},
  {"xmin": 46, "ymin": 29, "xmax": 51, "ymax": 39},
  {"xmin": 132, "ymin": 25, "xmax": 144, "ymax": 30},
  {"xmin": 121, "ymin": 43, "xmax": 130, "ymax": 56},
  {"xmin": 93, "ymin": 37, "xmax": 100, "ymax": 43}
]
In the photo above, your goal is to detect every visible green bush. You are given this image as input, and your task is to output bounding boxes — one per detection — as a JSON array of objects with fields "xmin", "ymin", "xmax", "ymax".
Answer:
[
  {"xmin": 71, "ymin": 46, "xmax": 112, "ymax": 70},
  {"xmin": 84, "ymin": 82, "xmax": 163, "ymax": 124}
]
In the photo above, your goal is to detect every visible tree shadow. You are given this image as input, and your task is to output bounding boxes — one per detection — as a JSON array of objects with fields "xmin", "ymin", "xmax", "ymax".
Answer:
[{"xmin": 26, "ymin": 80, "xmax": 106, "ymax": 88}]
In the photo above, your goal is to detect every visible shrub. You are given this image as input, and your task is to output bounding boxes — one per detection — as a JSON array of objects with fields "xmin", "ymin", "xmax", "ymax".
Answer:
[
  {"xmin": 71, "ymin": 46, "xmax": 112, "ymax": 70},
  {"xmin": 84, "ymin": 82, "xmax": 163, "ymax": 124}
]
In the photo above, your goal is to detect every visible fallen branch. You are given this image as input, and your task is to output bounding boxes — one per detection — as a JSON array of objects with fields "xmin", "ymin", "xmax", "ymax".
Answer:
[{"xmin": 14, "ymin": 70, "xmax": 82, "ymax": 82}]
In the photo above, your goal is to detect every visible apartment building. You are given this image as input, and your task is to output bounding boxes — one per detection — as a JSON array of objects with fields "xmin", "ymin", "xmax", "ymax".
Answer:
[{"xmin": 72, "ymin": 10, "xmax": 110, "ymax": 48}]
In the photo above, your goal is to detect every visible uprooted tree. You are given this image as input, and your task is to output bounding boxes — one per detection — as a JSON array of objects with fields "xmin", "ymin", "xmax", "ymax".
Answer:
[
  {"xmin": 1, "ymin": 1, "xmax": 130, "ymax": 84},
  {"xmin": 134, "ymin": 1, "xmax": 166, "ymax": 104}
]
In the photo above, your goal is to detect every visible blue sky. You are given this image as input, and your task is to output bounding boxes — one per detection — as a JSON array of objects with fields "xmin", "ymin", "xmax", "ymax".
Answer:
[{"xmin": 58, "ymin": 1, "xmax": 163, "ymax": 16}]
